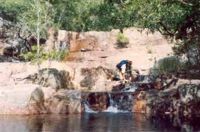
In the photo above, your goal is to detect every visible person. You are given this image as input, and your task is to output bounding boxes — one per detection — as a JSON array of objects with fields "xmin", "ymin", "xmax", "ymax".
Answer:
[{"xmin": 116, "ymin": 60, "xmax": 133, "ymax": 82}]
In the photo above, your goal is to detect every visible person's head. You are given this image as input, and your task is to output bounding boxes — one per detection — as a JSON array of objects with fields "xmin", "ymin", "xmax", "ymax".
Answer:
[{"xmin": 128, "ymin": 60, "xmax": 132, "ymax": 65}]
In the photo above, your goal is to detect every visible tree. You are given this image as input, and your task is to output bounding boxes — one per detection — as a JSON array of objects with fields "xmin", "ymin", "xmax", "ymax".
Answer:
[{"xmin": 1, "ymin": 0, "xmax": 199, "ymax": 67}]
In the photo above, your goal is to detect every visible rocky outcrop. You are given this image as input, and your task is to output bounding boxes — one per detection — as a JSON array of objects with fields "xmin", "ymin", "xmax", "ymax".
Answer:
[
  {"xmin": 82, "ymin": 92, "xmax": 109, "ymax": 111},
  {"xmin": 45, "ymin": 90, "xmax": 82, "ymax": 114},
  {"xmin": 0, "ymin": 84, "xmax": 81, "ymax": 115},
  {"xmin": 80, "ymin": 66, "xmax": 114, "ymax": 91},
  {"xmin": 27, "ymin": 68, "xmax": 74, "ymax": 90},
  {"xmin": 0, "ymin": 62, "xmax": 80, "ymax": 115},
  {"xmin": 146, "ymin": 82, "xmax": 200, "ymax": 128},
  {"xmin": 82, "ymin": 92, "xmax": 134, "ymax": 112},
  {"xmin": 132, "ymin": 91, "xmax": 147, "ymax": 113}
]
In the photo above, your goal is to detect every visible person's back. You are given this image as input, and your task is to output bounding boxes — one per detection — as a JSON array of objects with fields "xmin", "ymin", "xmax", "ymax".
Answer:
[
  {"xmin": 116, "ymin": 60, "xmax": 132, "ymax": 82},
  {"xmin": 116, "ymin": 60, "xmax": 128, "ymax": 70}
]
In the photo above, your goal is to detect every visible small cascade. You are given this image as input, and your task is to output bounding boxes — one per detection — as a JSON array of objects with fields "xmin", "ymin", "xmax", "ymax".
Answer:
[
  {"xmin": 82, "ymin": 74, "xmax": 156, "ymax": 113},
  {"xmin": 121, "ymin": 84, "xmax": 138, "ymax": 92},
  {"xmin": 82, "ymin": 92, "xmax": 135, "ymax": 113},
  {"xmin": 136, "ymin": 75, "xmax": 155, "ymax": 83},
  {"xmin": 103, "ymin": 106, "xmax": 127, "ymax": 113},
  {"xmin": 108, "ymin": 93, "xmax": 115, "ymax": 107},
  {"xmin": 103, "ymin": 93, "xmax": 128, "ymax": 113},
  {"xmin": 84, "ymin": 102, "xmax": 98, "ymax": 113}
]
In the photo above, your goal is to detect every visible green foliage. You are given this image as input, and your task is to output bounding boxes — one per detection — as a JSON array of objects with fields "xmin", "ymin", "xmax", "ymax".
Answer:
[
  {"xmin": 20, "ymin": 46, "xmax": 67, "ymax": 63},
  {"xmin": 0, "ymin": 0, "xmax": 28, "ymax": 22},
  {"xmin": 150, "ymin": 56, "xmax": 186, "ymax": 76},
  {"xmin": 1, "ymin": 0, "xmax": 200, "ymax": 67},
  {"xmin": 116, "ymin": 33, "xmax": 129, "ymax": 48},
  {"xmin": 19, "ymin": 0, "xmax": 56, "ymax": 38}
]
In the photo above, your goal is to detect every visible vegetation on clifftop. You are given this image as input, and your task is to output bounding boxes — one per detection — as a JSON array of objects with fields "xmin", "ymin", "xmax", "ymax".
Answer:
[{"xmin": 0, "ymin": 0, "xmax": 199, "ymax": 67}]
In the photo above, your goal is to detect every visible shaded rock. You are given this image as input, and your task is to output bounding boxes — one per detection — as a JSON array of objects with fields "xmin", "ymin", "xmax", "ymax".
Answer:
[
  {"xmin": 83, "ymin": 92, "xmax": 109, "ymax": 111},
  {"xmin": 28, "ymin": 88, "xmax": 46, "ymax": 114},
  {"xmin": 28, "ymin": 68, "xmax": 74, "ymax": 90},
  {"xmin": 177, "ymin": 84, "xmax": 200, "ymax": 104},
  {"xmin": 133, "ymin": 100, "xmax": 147, "ymax": 113},
  {"xmin": 82, "ymin": 92, "xmax": 134, "ymax": 112},
  {"xmin": 2, "ymin": 46, "xmax": 17, "ymax": 57},
  {"xmin": 132, "ymin": 91, "xmax": 147, "ymax": 113},
  {"xmin": 111, "ymin": 92, "xmax": 134, "ymax": 111},
  {"xmin": 80, "ymin": 66, "xmax": 114, "ymax": 91},
  {"xmin": 146, "ymin": 82, "xmax": 200, "ymax": 128},
  {"xmin": 45, "ymin": 90, "xmax": 82, "ymax": 114}
]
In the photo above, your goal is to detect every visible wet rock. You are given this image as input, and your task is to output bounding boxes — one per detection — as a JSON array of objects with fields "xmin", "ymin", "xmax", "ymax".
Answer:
[
  {"xmin": 132, "ymin": 91, "xmax": 147, "ymax": 113},
  {"xmin": 28, "ymin": 88, "xmax": 46, "ymax": 114},
  {"xmin": 111, "ymin": 92, "xmax": 134, "ymax": 111},
  {"xmin": 177, "ymin": 84, "xmax": 200, "ymax": 104},
  {"xmin": 45, "ymin": 90, "xmax": 82, "ymax": 114},
  {"xmin": 84, "ymin": 92, "xmax": 109, "ymax": 111},
  {"xmin": 82, "ymin": 92, "xmax": 134, "ymax": 112},
  {"xmin": 133, "ymin": 100, "xmax": 147, "ymax": 113},
  {"xmin": 146, "ymin": 82, "xmax": 200, "ymax": 128}
]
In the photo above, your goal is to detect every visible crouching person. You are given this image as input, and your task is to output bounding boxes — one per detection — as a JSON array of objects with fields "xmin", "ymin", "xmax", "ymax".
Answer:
[{"xmin": 116, "ymin": 60, "xmax": 133, "ymax": 83}]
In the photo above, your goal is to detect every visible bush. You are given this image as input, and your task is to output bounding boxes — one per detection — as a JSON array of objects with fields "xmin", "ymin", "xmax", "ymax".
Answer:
[
  {"xmin": 150, "ymin": 56, "xmax": 187, "ymax": 76},
  {"xmin": 20, "ymin": 45, "xmax": 68, "ymax": 63},
  {"xmin": 116, "ymin": 33, "xmax": 129, "ymax": 48}
]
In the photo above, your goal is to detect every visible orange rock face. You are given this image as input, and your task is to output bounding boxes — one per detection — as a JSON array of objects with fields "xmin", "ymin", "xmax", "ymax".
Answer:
[{"xmin": 132, "ymin": 99, "xmax": 147, "ymax": 113}]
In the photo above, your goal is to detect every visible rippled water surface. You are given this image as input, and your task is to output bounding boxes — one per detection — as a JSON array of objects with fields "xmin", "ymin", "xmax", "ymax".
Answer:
[{"xmin": 0, "ymin": 113, "xmax": 195, "ymax": 132}]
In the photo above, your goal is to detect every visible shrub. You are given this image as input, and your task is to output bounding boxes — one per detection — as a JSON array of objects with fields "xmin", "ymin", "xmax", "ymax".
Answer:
[
  {"xmin": 20, "ymin": 45, "xmax": 68, "ymax": 63},
  {"xmin": 150, "ymin": 56, "xmax": 187, "ymax": 76},
  {"xmin": 116, "ymin": 33, "xmax": 129, "ymax": 48}
]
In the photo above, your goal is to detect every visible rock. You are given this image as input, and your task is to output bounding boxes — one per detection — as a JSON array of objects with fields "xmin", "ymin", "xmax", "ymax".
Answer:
[
  {"xmin": 82, "ymin": 92, "xmax": 134, "ymax": 112},
  {"xmin": 3, "ymin": 46, "xmax": 19, "ymax": 57},
  {"xmin": 69, "ymin": 35, "xmax": 98, "ymax": 52},
  {"xmin": 28, "ymin": 88, "xmax": 47, "ymax": 114},
  {"xmin": 44, "ymin": 27, "xmax": 57, "ymax": 52},
  {"xmin": 80, "ymin": 66, "xmax": 114, "ymax": 91},
  {"xmin": 82, "ymin": 92, "xmax": 109, "ymax": 111},
  {"xmin": 177, "ymin": 84, "xmax": 200, "ymax": 104},
  {"xmin": 0, "ymin": 83, "xmax": 81, "ymax": 115},
  {"xmin": 111, "ymin": 92, "xmax": 134, "ymax": 111},
  {"xmin": 132, "ymin": 99, "xmax": 147, "ymax": 113},
  {"xmin": 45, "ymin": 90, "xmax": 82, "ymax": 114},
  {"xmin": 145, "ymin": 81, "xmax": 200, "ymax": 127},
  {"xmin": 28, "ymin": 68, "xmax": 74, "ymax": 90},
  {"xmin": 0, "ymin": 84, "xmax": 45, "ymax": 115}
]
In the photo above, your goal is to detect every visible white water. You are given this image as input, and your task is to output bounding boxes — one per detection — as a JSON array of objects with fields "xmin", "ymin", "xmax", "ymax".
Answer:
[
  {"xmin": 122, "ymin": 85, "xmax": 137, "ymax": 92},
  {"xmin": 84, "ymin": 103, "xmax": 98, "ymax": 113},
  {"xmin": 103, "ymin": 106, "xmax": 128, "ymax": 113}
]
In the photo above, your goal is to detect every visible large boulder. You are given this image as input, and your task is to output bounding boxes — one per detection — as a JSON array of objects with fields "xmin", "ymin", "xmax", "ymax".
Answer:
[
  {"xmin": 0, "ymin": 84, "xmax": 81, "ymax": 115},
  {"xmin": 80, "ymin": 66, "xmax": 114, "ymax": 91},
  {"xmin": 145, "ymin": 81, "xmax": 200, "ymax": 127},
  {"xmin": 45, "ymin": 90, "xmax": 82, "ymax": 114},
  {"xmin": 177, "ymin": 84, "xmax": 200, "ymax": 104},
  {"xmin": 0, "ymin": 84, "xmax": 50, "ymax": 115},
  {"xmin": 132, "ymin": 91, "xmax": 147, "ymax": 113},
  {"xmin": 28, "ymin": 68, "xmax": 74, "ymax": 90},
  {"xmin": 82, "ymin": 92, "xmax": 109, "ymax": 111}
]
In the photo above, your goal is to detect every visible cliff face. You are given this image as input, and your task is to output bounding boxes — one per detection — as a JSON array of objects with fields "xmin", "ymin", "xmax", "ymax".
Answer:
[
  {"xmin": 57, "ymin": 28, "xmax": 172, "ymax": 73},
  {"xmin": 0, "ymin": 27, "xmax": 173, "ymax": 114}
]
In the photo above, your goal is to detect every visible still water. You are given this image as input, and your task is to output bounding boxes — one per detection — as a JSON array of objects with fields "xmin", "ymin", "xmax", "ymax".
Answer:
[{"xmin": 0, "ymin": 113, "xmax": 195, "ymax": 132}]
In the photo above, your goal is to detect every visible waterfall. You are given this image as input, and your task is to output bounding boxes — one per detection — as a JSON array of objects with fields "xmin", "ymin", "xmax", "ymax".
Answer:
[
  {"xmin": 103, "ymin": 93, "xmax": 119, "ymax": 113},
  {"xmin": 83, "ymin": 102, "xmax": 98, "ymax": 113},
  {"xmin": 121, "ymin": 84, "xmax": 138, "ymax": 92},
  {"xmin": 103, "ymin": 93, "xmax": 129, "ymax": 113}
]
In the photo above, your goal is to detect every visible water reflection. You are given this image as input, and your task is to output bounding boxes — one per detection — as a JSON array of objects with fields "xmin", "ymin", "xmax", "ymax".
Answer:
[{"xmin": 0, "ymin": 113, "xmax": 198, "ymax": 132}]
